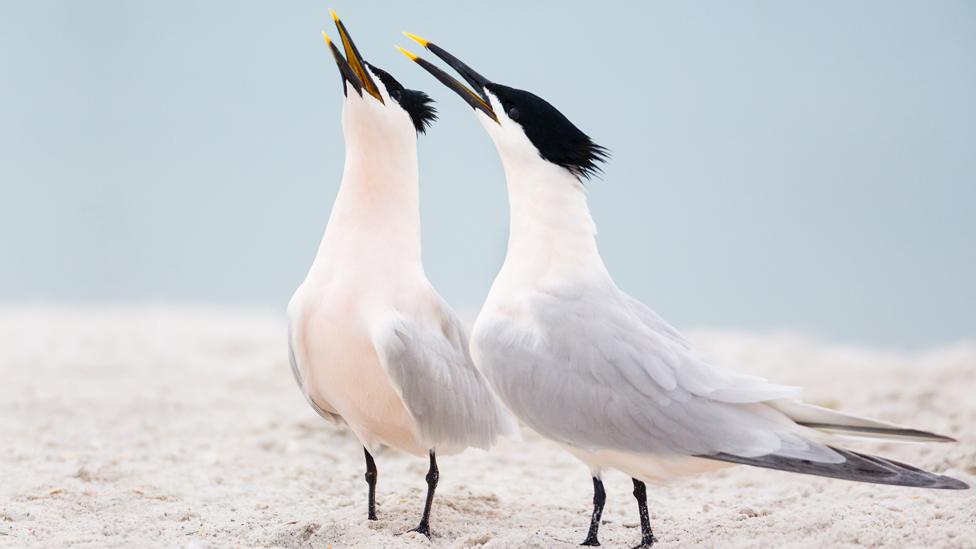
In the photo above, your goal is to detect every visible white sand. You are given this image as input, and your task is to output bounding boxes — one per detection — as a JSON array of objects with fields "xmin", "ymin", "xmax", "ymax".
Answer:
[{"xmin": 1, "ymin": 306, "xmax": 973, "ymax": 548}]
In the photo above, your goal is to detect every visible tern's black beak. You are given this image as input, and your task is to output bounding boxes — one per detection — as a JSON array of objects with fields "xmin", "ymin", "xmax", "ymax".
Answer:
[
  {"xmin": 324, "ymin": 9, "xmax": 384, "ymax": 103},
  {"xmin": 397, "ymin": 34, "xmax": 497, "ymax": 123},
  {"xmin": 323, "ymin": 31, "xmax": 362, "ymax": 96}
]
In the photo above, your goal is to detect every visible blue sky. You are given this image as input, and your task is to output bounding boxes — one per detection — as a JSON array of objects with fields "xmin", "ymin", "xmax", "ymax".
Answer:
[{"xmin": 2, "ymin": 1, "xmax": 974, "ymax": 347}]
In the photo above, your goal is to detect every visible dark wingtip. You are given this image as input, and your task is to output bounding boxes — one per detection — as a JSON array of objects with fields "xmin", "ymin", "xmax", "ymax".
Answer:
[
  {"xmin": 702, "ymin": 447, "xmax": 971, "ymax": 490},
  {"xmin": 931, "ymin": 475, "xmax": 970, "ymax": 490}
]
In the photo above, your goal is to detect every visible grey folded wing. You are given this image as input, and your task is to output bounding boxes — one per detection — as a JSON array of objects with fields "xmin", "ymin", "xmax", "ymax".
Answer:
[
  {"xmin": 476, "ymin": 286, "xmax": 838, "ymax": 462},
  {"xmin": 372, "ymin": 302, "xmax": 516, "ymax": 451}
]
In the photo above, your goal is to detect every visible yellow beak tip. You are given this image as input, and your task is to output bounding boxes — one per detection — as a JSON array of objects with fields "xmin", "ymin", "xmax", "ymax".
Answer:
[
  {"xmin": 321, "ymin": 31, "xmax": 332, "ymax": 44},
  {"xmin": 329, "ymin": 8, "xmax": 340, "ymax": 22},
  {"xmin": 395, "ymin": 45, "xmax": 418, "ymax": 61},
  {"xmin": 402, "ymin": 32, "xmax": 429, "ymax": 48}
]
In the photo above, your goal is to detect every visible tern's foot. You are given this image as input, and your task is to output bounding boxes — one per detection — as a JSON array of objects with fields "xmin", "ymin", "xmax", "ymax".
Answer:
[
  {"xmin": 367, "ymin": 513, "xmax": 377, "ymax": 521},
  {"xmin": 580, "ymin": 536, "xmax": 600, "ymax": 546},
  {"xmin": 632, "ymin": 534, "xmax": 657, "ymax": 549},
  {"xmin": 404, "ymin": 524, "xmax": 431, "ymax": 539}
]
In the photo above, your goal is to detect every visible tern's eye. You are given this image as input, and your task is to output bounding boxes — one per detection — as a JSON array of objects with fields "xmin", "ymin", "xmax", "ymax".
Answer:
[
  {"xmin": 390, "ymin": 89, "xmax": 402, "ymax": 101},
  {"xmin": 507, "ymin": 106, "xmax": 520, "ymax": 120}
]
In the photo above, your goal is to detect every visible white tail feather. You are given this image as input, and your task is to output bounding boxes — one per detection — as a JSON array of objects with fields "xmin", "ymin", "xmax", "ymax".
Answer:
[{"xmin": 771, "ymin": 400, "xmax": 956, "ymax": 443}]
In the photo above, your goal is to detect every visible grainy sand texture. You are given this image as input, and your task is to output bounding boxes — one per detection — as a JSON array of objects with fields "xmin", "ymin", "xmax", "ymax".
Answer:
[{"xmin": 1, "ymin": 306, "xmax": 973, "ymax": 548}]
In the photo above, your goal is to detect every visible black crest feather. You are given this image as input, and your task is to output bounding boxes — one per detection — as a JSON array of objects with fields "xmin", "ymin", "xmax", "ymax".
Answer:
[
  {"xmin": 366, "ymin": 63, "xmax": 438, "ymax": 134},
  {"xmin": 397, "ymin": 89, "xmax": 437, "ymax": 134},
  {"xmin": 485, "ymin": 83, "xmax": 609, "ymax": 179}
]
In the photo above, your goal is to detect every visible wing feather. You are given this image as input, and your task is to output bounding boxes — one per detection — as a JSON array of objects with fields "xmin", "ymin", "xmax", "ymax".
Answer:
[
  {"xmin": 475, "ymin": 283, "xmax": 824, "ymax": 461},
  {"xmin": 372, "ymin": 294, "xmax": 517, "ymax": 452}
]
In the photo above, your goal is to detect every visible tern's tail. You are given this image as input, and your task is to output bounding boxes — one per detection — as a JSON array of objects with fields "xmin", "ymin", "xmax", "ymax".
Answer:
[
  {"xmin": 770, "ymin": 400, "xmax": 957, "ymax": 443},
  {"xmin": 703, "ymin": 447, "xmax": 968, "ymax": 489}
]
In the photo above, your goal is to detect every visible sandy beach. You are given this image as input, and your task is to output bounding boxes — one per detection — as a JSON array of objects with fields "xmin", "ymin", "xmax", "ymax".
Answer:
[{"xmin": 1, "ymin": 306, "xmax": 973, "ymax": 548}]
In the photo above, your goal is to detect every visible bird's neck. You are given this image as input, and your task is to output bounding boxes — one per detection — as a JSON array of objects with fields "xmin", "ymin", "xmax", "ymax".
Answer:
[
  {"xmin": 499, "ymin": 155, "xmax": 607, "ymax": 281},
  {"xmin": 315, "ymin": 131, "xmax": 422, "ymax": 268}
]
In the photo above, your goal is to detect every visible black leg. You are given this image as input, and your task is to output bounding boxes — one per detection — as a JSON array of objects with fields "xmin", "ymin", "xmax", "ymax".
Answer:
[
  {"xmin": 631, "ymin": 478, "xmax": 656, "ymax": 548},
  {"xmin": 580, "ymin": 476, "xmax": 606, "ymax": 546},
  {"xmin": 408, "ymin": 451, "xmax": 439, "ymax": 539},
  {"xmin": 364, "ymin": 447, "xmax": 378, "ymax": 520}
]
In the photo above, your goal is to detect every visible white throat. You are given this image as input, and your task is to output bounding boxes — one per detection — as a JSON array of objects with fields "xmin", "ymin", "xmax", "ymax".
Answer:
[
  {"xmin": 481, "ymin": 112, "xmax": 608, "ymax": 284},
  {"xmin": 314, "ymin": 94, "xmax": 421, "ymax": 273}
]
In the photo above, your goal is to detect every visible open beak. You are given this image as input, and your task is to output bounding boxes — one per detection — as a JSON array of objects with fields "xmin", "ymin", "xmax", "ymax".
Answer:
[
  {"xmin": 325, "ymin": 9, "xmax": 384, "ymax": 103},
  {"xmin": 397, "ymin": 34, "xmax": 497, "ymax": 122},
  {"xmin": 322, "ymin": 31, "xmax": 362, "ymax": 96}
]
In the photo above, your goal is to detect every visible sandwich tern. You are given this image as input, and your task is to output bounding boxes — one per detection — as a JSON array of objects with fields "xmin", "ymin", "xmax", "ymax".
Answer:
[
  {"xmin": 399, "ymin": 35, "xmax": 968, "ymax": 547},
  {"xmin": 287, "ymin": 13, "xmax": 516, "ymax": 537}
]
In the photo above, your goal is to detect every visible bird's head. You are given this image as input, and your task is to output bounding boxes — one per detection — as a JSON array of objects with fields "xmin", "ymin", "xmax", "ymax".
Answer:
[
  {"xmin": 324, "ymin": 11, "xmax": 437, "ymax": 141},
  {"xmin": 398, "ymin": 34, "xmax": 607, "ymax": 180}
]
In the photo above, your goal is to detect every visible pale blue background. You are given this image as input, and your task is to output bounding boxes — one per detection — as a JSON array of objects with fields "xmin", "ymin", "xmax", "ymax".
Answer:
[{"xmin": 2, "ymin": 1, "xmax": 974, "ymax": 347}]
